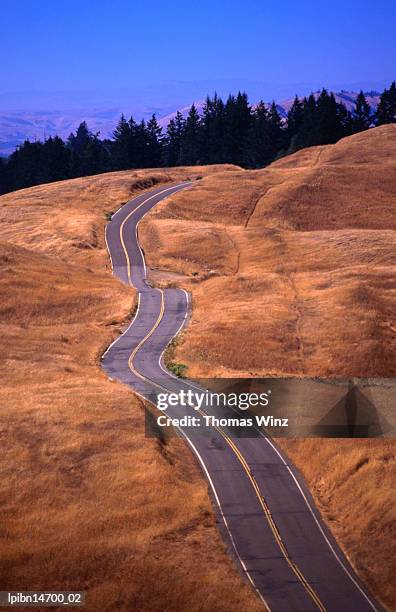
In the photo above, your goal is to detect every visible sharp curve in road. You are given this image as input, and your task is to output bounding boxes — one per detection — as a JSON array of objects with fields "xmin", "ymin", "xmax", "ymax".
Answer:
[{"xmin": 102, "ymin": 182, "xmax": 382, "ymax": 612}]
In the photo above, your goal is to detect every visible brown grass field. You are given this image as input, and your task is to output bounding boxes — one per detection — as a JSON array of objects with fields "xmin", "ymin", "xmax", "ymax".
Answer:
[
  {"xmin": 0, "ymin": 166, "xmax": 263, "ymax": 611},
  {"xmin": 1, "ymin": 126, "xmax": 395, "ymax": 610},
  {"xmin": 140, "ymin": 125, "xmax": 396, "ymax": 609}
]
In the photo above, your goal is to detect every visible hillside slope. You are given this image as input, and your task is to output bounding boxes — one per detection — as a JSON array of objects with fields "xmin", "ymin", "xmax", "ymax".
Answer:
[
  {"xmin": 141, "ymin": 125, "xmax": 396, "ymax": 378},
  {"xmin": 0, "ymin": 166, "xmax": 262, "ymax": 612},
  {"xmin": 140, "ymin": 125, "xmax": 396, "ymax": 608}
]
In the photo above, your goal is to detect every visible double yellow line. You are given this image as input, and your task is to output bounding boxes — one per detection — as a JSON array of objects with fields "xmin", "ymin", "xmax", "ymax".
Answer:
[
  {"xmin": 118, "ymin": 186, "xmax": 326, "ymax": 612},
  {"xmin": 212, "ymin": 427, "xmax": 326, "ymax": 612},
  {"xmin": 119, "ymin": 184, "xmax": 189, "ymax": 286},
  {"xmin": 128, "ymin": 289, "xmax": 165, "ymax": 382}
]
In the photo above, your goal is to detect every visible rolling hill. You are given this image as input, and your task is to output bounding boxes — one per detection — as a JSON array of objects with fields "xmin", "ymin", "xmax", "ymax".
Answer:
[
  {"xmin": 139, "ymin": 125, "xmax": 396, "ymax": 608},
  {"xmin": 0, "ymin": 165, "xmax": 261, "ymax": 612},
  {"xmin": 1, "ymin": 125, "xmax": 395, "ymax": 609}
]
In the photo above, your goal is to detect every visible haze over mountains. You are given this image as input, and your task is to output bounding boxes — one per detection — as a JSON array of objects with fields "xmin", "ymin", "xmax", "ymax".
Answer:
[
  {"xmin": 158, "ymin": 90, "xmax": 381, "ymax": 126},
  {"xmin": 0, "ymin": 90, "xmax": 380, "ymax": 156}
]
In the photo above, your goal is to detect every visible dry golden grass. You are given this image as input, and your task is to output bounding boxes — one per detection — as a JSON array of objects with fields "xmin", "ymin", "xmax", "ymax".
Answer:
[
  {"xmin": 0, "ymin": 166, "xmax": 262, "ymax": 612},
  {"xmin": 280, "ymin": 438, "xmax": 396, "ymax": 606},
  {"xmin": 141, "ymin": 126, "xmax": 396, "ymax": 378},
  {"xmin": 0, "ymin": 166, "xmax": 235, "ymax": 266},
  {"xmin": 140, "ymin": 126, "xmax": 396, "ymax": 609}
]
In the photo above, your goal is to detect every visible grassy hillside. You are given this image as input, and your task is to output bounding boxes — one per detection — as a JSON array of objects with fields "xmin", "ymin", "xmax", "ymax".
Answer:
[
  {"xmin": 140, "ymin": 125, "xmax": 396, "ymax": 608},
  {"xmin": 0, "ymin": 166, "xmax": 262, "ymax": 612},
  {"xmin": 141, "ymin": 126, "xmax": 396, "ymax": 379}
]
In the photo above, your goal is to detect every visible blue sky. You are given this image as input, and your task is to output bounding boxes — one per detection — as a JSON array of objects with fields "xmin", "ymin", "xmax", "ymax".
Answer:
[{"xmin": 1, "ymin": 0, "xmax": 395, "ymax": 111}]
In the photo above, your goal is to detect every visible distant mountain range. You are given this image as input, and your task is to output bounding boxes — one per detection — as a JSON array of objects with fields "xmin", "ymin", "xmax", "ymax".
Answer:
[
  {"xmin": 0, "ymin": 90, "xmax": 380, "ymax": 156},
  {"xmin": 0, "ymin": 108, "xmax": 144, "ymax": 156}
]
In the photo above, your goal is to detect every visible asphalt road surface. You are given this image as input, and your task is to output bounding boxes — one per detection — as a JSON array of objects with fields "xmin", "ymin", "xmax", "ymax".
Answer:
[{"xmin": 102, "ymin": 182, "xmax": 382, "ymax": 612}]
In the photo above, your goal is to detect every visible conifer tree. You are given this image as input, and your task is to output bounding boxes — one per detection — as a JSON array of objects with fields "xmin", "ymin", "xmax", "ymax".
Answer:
[
  {"xmin": 164, "ymin": 111, "xmax": 184, "ymax": 166},
  {"xmin": 68, "ymin": 122, "xmax": 92, "ymax": 156},
  {"xmin": 174, "ymin": 111, "xmax": 185, "ymax": 140},
  {"xmin": 286, "ymin": 96, "xmax": 304, "ymax": 152},
  {"xmin": 315, "ymin": 90, "xmax": 343, "ymax": 144},
  {"xmin": 376, "ymin": 81, "xmax": 396, "ymax": 125},
  {"xmin": 112, "ymin": 114, "xmax": 132, "ymax": 169},
  {"xmin": 134, "ymin": 119, "xmax": 149, "ymax": 167},
  {"xmin": 80, "ymin": 135, "xmax": 110, "ymax": 175},
  {"xmin": 0, "ymin": 156, "xmax": 8, "ymax": 194},
  {"xmin": 7, "ymin": 140, "xmax": 43, "ymax": 189},
  {"xmin": 67, "ymin": 122, "xmax": 96, "ymax": 176},
  {"xmin": 353, "ymin": 91, "xmax": 372, "ymax": 132},
  {"xmin": 223, "ymin": 92, "xmax": 251, "ymax": 165},
  {"xmin": 243, "ymin": 102, "xmax": 272, "ymax": 168},
  {"xmin": 146, "ymin": 114, "xmax": 163, "ymax": 167},
  {"xmin": 126, "ymin": 117, "xmax": 139, "ymax": 168},
  {"xmin": 289, "ymin": 94, "xmax": 316, "ymax": 151},
  {"xmin": 39, "ymin": 136, "xmax": 71, "ymax": 183},
  {"xmin": 267, "ymin": 101, "xmax": 285, "ymax": 155},
  {"xmin": 200, "ymin": 93, "xmax": 225, "ymax": 164},
  {"xmin": 164, "ymin": 118, "xmax": 177, "ymax": 166},
  {"xmin": 180, "ymin": 104, "xmax": 201, "ymax": 165},
  {"xmin": 337, "ymin": 102, "xmax": 353, "ymax": 137}
]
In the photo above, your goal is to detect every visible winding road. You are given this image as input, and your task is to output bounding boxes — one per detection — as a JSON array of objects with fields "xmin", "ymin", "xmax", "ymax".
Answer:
[{"xmin": 102, "ymin": 182, "xmax": 382, "ymax": 612}]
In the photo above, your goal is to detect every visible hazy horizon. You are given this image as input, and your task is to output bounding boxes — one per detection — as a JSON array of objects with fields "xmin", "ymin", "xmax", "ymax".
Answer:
[
  {"xmin": 1, "ymin": 0, "xmax": 394, "ymax": 155},
  {"xmin": 0, "ymin": 78, "xmax": 391, "ymax": 113},
  {"xmin": 2, "ymin": 0, "xmax": 395, "ymax": 113}
]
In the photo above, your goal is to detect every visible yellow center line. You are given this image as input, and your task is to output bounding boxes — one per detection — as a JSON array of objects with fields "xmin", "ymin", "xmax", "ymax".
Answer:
[
  {"xmin": 117, "ymin": 185, "xmax": 326, "ymax": 612},
  {"xmin": 119, "ymin": 184, "xmax": 188, "ymax": 286},
  {"xmin": 210, "ymin": 425, "xmax": 327, "ymax": 612},
  {"xmin": 128, "ymin": 289, "xmax": 165, "ymax": 380},
  {"xmin": 125, "ymin": 299, "xmax": 326, "ymax": 611}
]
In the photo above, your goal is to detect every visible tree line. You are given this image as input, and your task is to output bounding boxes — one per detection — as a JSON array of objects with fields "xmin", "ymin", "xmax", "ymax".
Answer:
[{"xmin": 0, "ymin": 81, "xmax": 395, "ymax": 195}]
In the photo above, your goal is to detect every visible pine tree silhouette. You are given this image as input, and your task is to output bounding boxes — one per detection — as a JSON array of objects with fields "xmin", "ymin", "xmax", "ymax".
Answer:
[
  {"xmin": 164, "ymin": 112, "xmax": 184, "ymax": 166},
  {"xmin": 146, "ymin": 114, "xmax": 163, "ymax": 167},
  {"xmin": 1, "ymin": 81, "xmax": 395, "ymax": 195},
  {"xmin": 200, "ymin": 93, "xmax": 225, "ymax": 164},
  {"xmin": 286, "ymin": 96, "xmax": 304, "ymax": 153},
  {"xmin": 180, "ymin": 104, "xmax": 201, "ymax": 165},
  {"xmin": 376, "ymin": 81, "xmax": 396, "ymax": 125},
  {"xmin": 243, "ymin": 101, "xmax": 273, "ymax": 167},
  {"xmin": 113, "ymin": 114, "xmax": 132, "ymax": 170},
  {"xmin": 353, "ymin": 91, "xmax": 372, "ymax": 132}
]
